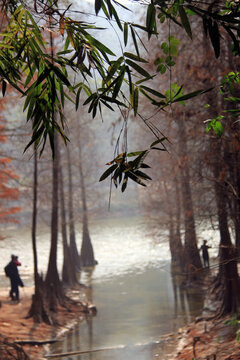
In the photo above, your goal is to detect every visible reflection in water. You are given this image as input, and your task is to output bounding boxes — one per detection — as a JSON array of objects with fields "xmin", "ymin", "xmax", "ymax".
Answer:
[
  {"xmin": 50, "ymin": 263, "xmax": 204, "ymax": 360},
  {"xmin": 171, "ymin": 262, "xmax": 204, "ymax": 327}
]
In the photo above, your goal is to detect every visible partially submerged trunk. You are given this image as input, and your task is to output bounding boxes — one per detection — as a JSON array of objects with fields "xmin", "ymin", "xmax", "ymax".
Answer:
[
  {"xmin": 213, "ymin": 139, "xmax": 240, "ymax": 314},
  {"xmin": 78, "ymin": 144, "xmax": 97, "ymax": 267},
  {"xmin": 66, "ymin": 145, "xmax": 80, "ymax": 270},
  {"xmin": 59, "ymin": 162, "xmax": 78, "ymax": 287},
  {"xmin": 178, "ymin": 117, "xmax": 202, "ymax": 274},
  {"xmin": 45, "ymin": 135, "xmax": 64, "ymax": 310}
]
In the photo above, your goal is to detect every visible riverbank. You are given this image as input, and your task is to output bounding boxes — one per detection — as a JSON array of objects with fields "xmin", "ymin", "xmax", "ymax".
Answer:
[
  {"xmin": 153, "ymin": 273, "xmax": 240, "ymax": 360},
  {"xmin": 0, "ymin": 286, "xmax": 93, "ymax": 359},
  {"xmin": 0, "ymin": 285, "xmax": 240, "ymax": 359}
]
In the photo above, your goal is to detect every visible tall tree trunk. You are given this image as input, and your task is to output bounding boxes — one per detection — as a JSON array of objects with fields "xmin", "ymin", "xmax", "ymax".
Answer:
[
  {"xmin": 177, "ymin": 117, "xmax": 202, "ymax": 273},
  {"xmin": 59, "ymin": 154, "xmax": 78, "ymax": 287},
  {"xmin": 66, "ymin": 145, "xmax": 80, "ymax": 270},
  {"xmin": 213, "ymin": 138, "xmax": 240, "ymax": 314},
  {"xmin": 78, "ymin": 142, "xmax": 97, "ymax": 267},
  {"xmin": 45, "ymin": 135, "xmax": 64, "ymax": 310},
  {"xmin": 27, "ymin": 150, "xmax": 50, "ymax": 323}
]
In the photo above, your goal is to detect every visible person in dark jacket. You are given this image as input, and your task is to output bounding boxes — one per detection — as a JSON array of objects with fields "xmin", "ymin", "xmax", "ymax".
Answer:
[
  {"xmin": 200, "ymin": 240, "xmax": 211, "ymax": 268},
  {"xmin": 5, "ymin": 255, "xmax": 24, "ymax": 301}
]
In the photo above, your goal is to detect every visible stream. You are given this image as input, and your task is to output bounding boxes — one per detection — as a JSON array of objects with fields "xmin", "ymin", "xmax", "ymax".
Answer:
[
  {"xmin": 48, "ymin": 216, "xmax": 205, "ymax": 359},
  {"xmin": 0, "ymin": 215, "xmax": 206, "ymax": 359}
]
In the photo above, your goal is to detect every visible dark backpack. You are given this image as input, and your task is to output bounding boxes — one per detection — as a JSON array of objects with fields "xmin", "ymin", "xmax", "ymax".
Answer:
[{"xmin": 4, "ymin": 263, "xmax": 11, "ymax": 277}]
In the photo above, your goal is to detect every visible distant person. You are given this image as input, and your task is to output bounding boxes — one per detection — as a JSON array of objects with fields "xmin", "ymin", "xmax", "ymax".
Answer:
[
  {"xmin": 4, "ymin": 255, "xmax": 24, "ymax": 301},
  {"xmin": 200, "ymin": 240, "xmax": 211, "ymax": 268}
]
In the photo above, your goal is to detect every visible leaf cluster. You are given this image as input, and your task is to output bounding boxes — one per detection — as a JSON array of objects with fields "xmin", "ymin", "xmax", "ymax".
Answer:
[{"xmin": 99, "ymin": 138, "xmax": 167, "ymax": 191}]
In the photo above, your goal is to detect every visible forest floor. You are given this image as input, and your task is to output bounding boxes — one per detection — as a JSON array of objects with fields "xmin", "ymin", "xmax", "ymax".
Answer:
[
  {"xmin": 0, "ymin": 286, "xmax": 93, "ymax": 359},
  {"xmin": 0, "ymin": 277, "xmax": 240, "ymax": 359}
]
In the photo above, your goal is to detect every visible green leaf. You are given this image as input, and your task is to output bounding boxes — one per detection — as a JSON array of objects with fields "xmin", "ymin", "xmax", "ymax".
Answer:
[
  {"xmin": 126, "ymin": 59, "xmax": 150, "ymax": 78},
  {"xmin": 134, "ymin": 170, "xmax": 152, "ymax": 180},
  {"xmin": 157, "ymin": 64, "xmax": 167, "ymax": 74},
  {"xmin": 99, "ymin": 164, "xmax": 118, "ymax": 181},
  {"xmin": 127, "ymin": 172, "xmax": 146, "ymax": 187},
  {"xmin": 127, "ymin": 151, "xmax": 143, "ymax": 157},
  {"xmin": 105, "ymin": 57, "xmax": 123, "ymax": 83},
  {"xmin": 208, "ymin": 20, "xmax": 220, "ymax": 58},
  {"xmin": 76, "ymin": 86, "xmax": 82, "ymax": 110},
  {"xmin": 121, "ymin": 174, "xmax": 128, "ymax": 192},
  {"xmin": 172, "ymin": 88, "xmax": 213, "ymax": 103},
  {"xmin": 179, "ymin": 5, "xmax": 192, "ymax": 39},
  {"xmin": 140, "ymin": 85, "xmax": 166, "ymax": 98},
  {"xmin": 112, "ymin": 69, "xmax": 125, "ymax": 98},
  {"xmin": 1, "ymin": 80, "xmax": 7, "ymax": 96},
  {"xmin": 124, "ymin": 22, "xmax": 128, "ymax": 46},
  {"xmin": 150, "ymin": 137, "xmax": 167, "ymax": 147},
  {"xmin": 95, "ymin": 0, "xmax": 102, "ymax": 15},
  {"xmin": 52, "ymin": 66, "xmax": 71, "ymax": 87},
  {"xmin": 146, "ymin": 4, "xmax": 156, "ymax": 39},
  {"xmin": 133, "ymin": 87, "xmax": 139, "ymax": 116},
  {"xmin": 112, "ymin": 5, "xmax": 123, "ymax": 31},
  {"xmin": 130, "ymin": 26, "xmax": 140, "ymax": 57},
  {"xmin": 124, "ymin": 52, "xmax": 147, "ymax": 63},
  {"xmin": 85, "ymin": 33, "xmax": 115, "ymax": 57}
]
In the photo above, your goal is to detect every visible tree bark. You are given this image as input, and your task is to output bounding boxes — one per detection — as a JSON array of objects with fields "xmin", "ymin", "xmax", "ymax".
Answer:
[
  {"xmin": 177, "ymin": 117, "xmax": 202, "ymax": 273},
  {"xmin": 27, "ymin": 150, "xmax": 50, "ymax": 323},
  {"xmin": 78, "ymin": 141, "xmax": 97, "ymax": 267},
  {"xmin": 213, "ymin": 138, "xmax": 240, "ymax": 314},
  {"xmin": 45, "ymin": 135, "xmax": 64, "ymax": 309},
  {"xmin": 66, "ymin": 145, "xmax": 80, "ymax": 270},
  {"xmin": 59, "ymin": 154, "xmax": 78, "ymax": 287}
]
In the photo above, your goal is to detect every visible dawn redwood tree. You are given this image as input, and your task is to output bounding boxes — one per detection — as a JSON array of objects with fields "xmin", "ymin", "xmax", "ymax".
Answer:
[
  {"xmin": 177, "ymin": 115, "xmax": 202, "ymax": 272},
  {"xmin": 66, "ymin": 146, "xmax": 80, "ymax": 270},
  {"xmin": 59, "ymin": 155, "xmax": 78, "ymax": 287},
  {"xmin": 27, "ymin": 149, "xmax": 50, "ymax": 323},
  {"xmin": 78, "ymin": 140, "xmax": 97, "ymax": 267},
  {"xmin": 45, "ymin": 134, "xmax": 64, "ymax": 310}
]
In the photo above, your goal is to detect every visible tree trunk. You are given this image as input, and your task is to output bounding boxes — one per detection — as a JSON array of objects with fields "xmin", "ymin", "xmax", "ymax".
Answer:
[
  {"xmin": 213, "ymin": 138, "xmax": 240, "ymax": 314},
  {"xmin": 27, "ymin": 150, "xmax": 50, "ymax": 323},
  {"xmin": 59, "ymin": 156, "xmax": 78, "ymax": 287},
  {"xmin": 66, "ymin": 145, "xmax": 80, "ymax": 270},
  {"xmin": 45, "ymin": 135, "xmax": 64, "ymax": 309},
  {"xmin": 78, "ymin": 142, "xmax": 97, "ymax": 267},
  {"xmin": 177, "ymin": 117, "xmax": 202, "ymax": 273}
]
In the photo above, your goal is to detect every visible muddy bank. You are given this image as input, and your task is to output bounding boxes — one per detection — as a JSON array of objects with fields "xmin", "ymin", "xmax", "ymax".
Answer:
[{"xmin": 0, "ymin": 286, "xmax": 94, "ymax": 359}]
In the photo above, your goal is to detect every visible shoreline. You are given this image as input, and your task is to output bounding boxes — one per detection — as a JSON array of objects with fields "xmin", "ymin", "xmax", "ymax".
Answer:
[
  {"xmin": 0, "ymin": 285, "xmax": 92, "ymax": 359},
  {"xmin": 1, "ymin": 279, "xmax": 240, "ymax": 359}
]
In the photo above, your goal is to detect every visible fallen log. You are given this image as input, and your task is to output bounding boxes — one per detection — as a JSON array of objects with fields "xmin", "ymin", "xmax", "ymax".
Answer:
[
  {"xmin": 15, "ymin": 339, "xmax": 59, "ymax": 346},
  {"xmin": 45, "ymin": 345, "xmax": 126, "ymax": 358}
]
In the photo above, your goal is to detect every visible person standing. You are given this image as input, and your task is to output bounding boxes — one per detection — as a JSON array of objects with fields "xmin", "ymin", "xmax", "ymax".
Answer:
[
  {"xmin": 200, "ymin": 240, "xmax": 211, "ymax": 268},
  {"xmin": 4, "ymin": 255, "xmax": 24, "ymax": 301}
]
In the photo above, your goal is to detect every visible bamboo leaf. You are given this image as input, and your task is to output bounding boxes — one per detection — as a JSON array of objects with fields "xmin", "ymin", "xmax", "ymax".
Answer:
[
  {"xmin": 95, "ymin": 0, "xmax": 102, "ymax": 15},
  {"xmin": 150, "ymin": 137, "xmax": 167, "ymax": 147},
  {"xmin": 124, "ymin": 22, "xmax": 128, "ymax": 46},
  {"xmin": 146, "ymin": 4, "xmax": 156, "ymax": 39},
  {"xmin": 133, "ymin": 87, "xmax": 139, "ymax": 116},
  {"xmin": 140, "ymin": 85, "xmax": 166, "ymax": 98},
  {"xmin": 179, "ymin": 5, "xmax": 192, "ymax": 39},
  {"xmin": 172, "ymin": 88, "xmax": 213, "ymax": 103},
  {"xmin": 208, "ymin": 20, "xmax": 220, "ymax": 58},
  {"xmin": 130, "ymin": 26, "xmax": 140, "ymax": 57},
  {"xmin": 121, "ymin": 174, "xmax": 128, "ymax": 192},
  {"xmin": 124, "ymin": 52, "xmax": 147, "ymax": 63},
  {"xmin": 134, "ymin": 170, "xmax": 152, "ymax": 180},
  {"xmin": 126, "ymin": 59, "xmax": 150, "ymax": 78},
  {"xmin": 99, "ymin": 164, "xmax": 118, "ymax": 181}
]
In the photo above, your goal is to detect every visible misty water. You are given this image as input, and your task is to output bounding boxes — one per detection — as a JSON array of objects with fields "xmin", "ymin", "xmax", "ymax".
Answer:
[{"xmin": 0, "ymin": 215, "xmax": 206, "ymax": 359}]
